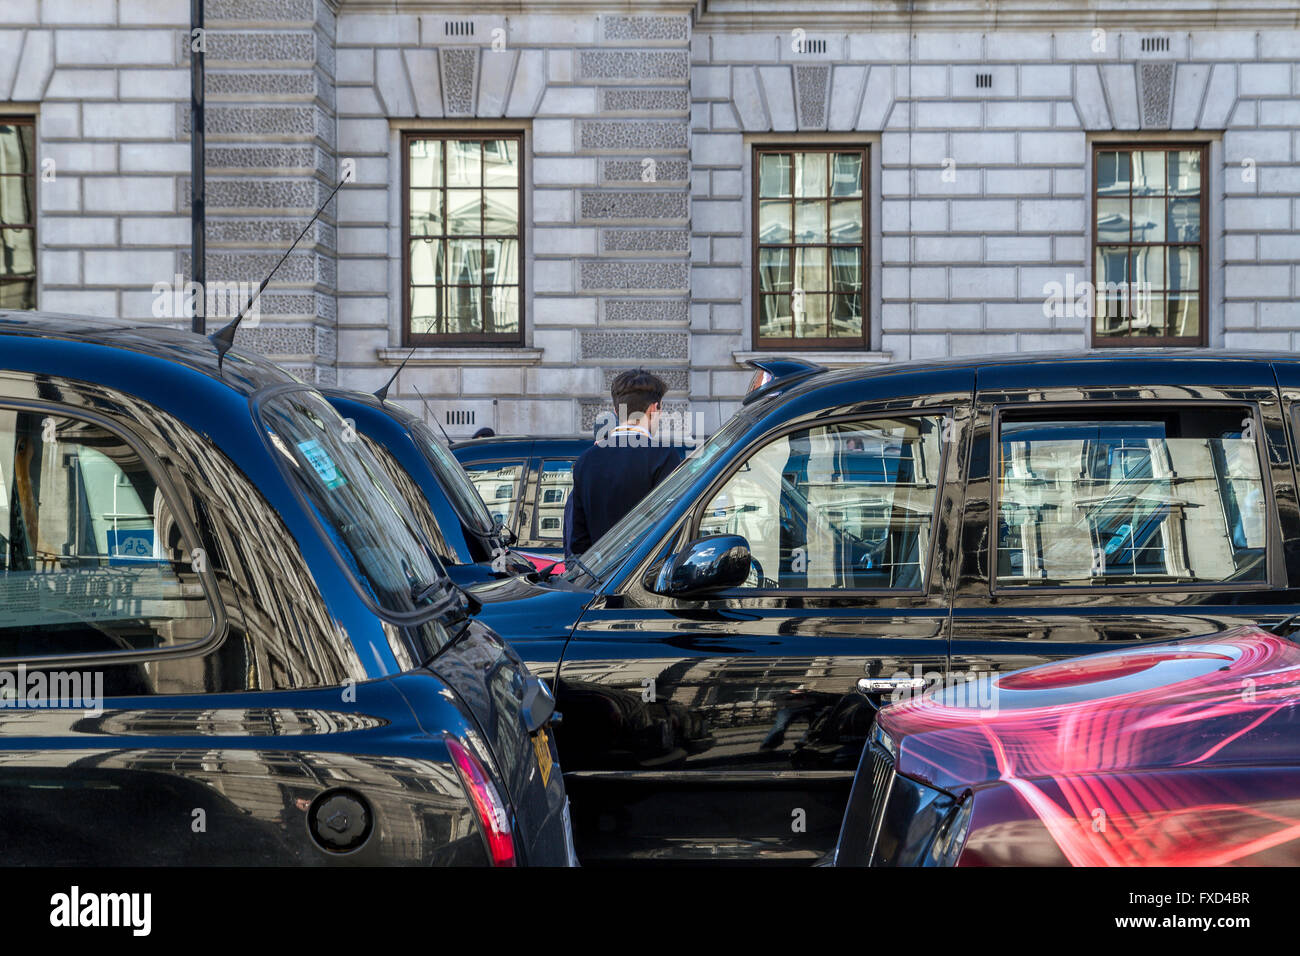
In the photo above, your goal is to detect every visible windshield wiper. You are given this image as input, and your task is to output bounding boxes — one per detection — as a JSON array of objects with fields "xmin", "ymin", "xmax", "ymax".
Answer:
[{"xmin": 568, "ymin": 554, "xmax": 599, "ymax": 584}]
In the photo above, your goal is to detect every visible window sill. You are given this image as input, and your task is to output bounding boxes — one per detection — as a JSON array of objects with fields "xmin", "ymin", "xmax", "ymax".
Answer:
[
  {"xmin": 732, "ymin": 349, "xmax": 892, "ymax": 369},
  {"xmin": 378, "ymin": 347, "xmax": 544, "ymax": 367}
]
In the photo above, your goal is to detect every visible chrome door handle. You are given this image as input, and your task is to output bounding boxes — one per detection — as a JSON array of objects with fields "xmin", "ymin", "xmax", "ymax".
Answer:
[{"xmin": 857, "ymin": 677, "xmax": 928, "ymax": 696}]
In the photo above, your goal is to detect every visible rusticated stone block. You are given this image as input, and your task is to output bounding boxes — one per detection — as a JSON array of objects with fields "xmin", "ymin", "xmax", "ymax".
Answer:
[
  {"xmin": 602, "ymin": 16, "xmax": 689, "ymax": 42},
  {"xmin": 579, "ymin": 191, "xmax": 688, "ymax": 221},
  {"xmin": 601, "ymin": 88, "xmax": 690, "ymax": 112},
  {"xmin": 207, "ymin": 70, "xmax": 320, "ymax": 96},
  {"xmin": 604, "ymin": 299, "xmax": 689, "ymax": 323},
  {"xmin": 181, "ymin": 104, "xmax": 331, "ymax": 138},
  {"xmin": 600, "ymin": 229, "xmax": 689, "ymax": 253},
  {"xmin": 601, "ymin": 158, "xmax": 689, "ymax": 184},
  {"xmin": 206, "ymin": 0, "xmax": 318, "ymax": 22},
  {"xmin": 205, "ymin": 145, "xmax": 323, "ymax": 171},
  {"xmin": 189, "ymin": 31, "xmax": 316, "ymax": 65},
  {"xmin": 580, "ymin": 330, "xmax": 688, "ymax": 360},
  {"xmin": 795, "ymin": 64, "xmax": 829, "ymax": 129},
  {"xmin": 579, "ymin": 261, "xmax": 687, "ymax": 291},
  {"xmin": 579, "ymin": 50, "xmax": 688, "ymax": 82},
  {"xmin": 579, "ymin": 121, "xmax": 688, "ymax": 151},
  {"xmin": 602, "ymin": 367, "xmax": 688, "ymax": 391}
]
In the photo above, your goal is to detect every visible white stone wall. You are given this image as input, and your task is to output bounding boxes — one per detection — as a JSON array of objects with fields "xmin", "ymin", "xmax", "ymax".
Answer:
[{"xmin": 4, "ymin": 1, "xmax": 1300, "ymax": 438}]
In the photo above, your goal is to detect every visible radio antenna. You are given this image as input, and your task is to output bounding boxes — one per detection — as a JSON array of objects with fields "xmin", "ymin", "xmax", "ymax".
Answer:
[
  {"xmin": 211, "ymin": 174, "xmax": 348, "ymax": 369},
  {"xmin": 375, "ymin": 346, "xmax": 418, "ymax": 401},
  {"xmin": 410, "ymin": 381, "xmax": 454, "ymax": 446}
]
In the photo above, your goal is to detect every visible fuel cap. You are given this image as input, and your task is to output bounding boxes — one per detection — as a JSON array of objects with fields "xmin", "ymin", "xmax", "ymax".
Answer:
[{"xmin": 310, "ymin": 790, "xmax": 372, "ymax": 852}]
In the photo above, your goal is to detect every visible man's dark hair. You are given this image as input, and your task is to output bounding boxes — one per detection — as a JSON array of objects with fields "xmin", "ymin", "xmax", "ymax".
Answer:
[{"xmin": 611, "ymin": 368, "xmax": 667, "ymax": 418}]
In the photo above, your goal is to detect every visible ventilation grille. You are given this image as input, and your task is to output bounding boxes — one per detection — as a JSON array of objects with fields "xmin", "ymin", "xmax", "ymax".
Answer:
[
  {"xmin": 975, "ymin": 72, "xmax": 993, "ymax": 89},
  {"xmin": 444, "ymin": 20, "xmax": 474, "ymax": 37},
  {"xmin": 1140, "ymin": 36, "xmax": 1170, "ymax": 52},
  {"xmin": 446, "ymin": 409, "xmax": 476, "ymax": 426},
  {"xmin": 802, "ymin": 38, "xmax": 827, "ymax": 54}
]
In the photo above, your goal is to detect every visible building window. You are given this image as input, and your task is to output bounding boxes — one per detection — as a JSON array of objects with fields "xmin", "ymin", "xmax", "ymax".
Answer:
[
  {"xmin": 754, "ymin": 146, "xmax": 867, "ymax": 349},
  {"xmin": 0, "ymin": 118, "xmax": 36, "ymax": 310},
  {"xmin": 1093, "ymin": 144, "xmax": 1206, "ymax": 347},
  {"xmin": 403, "ymin": 132, "xmax": 522, "ymax": 345}
]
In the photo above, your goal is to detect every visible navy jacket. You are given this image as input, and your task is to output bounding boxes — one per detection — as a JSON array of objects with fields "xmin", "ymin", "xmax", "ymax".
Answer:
[{"xmin": 568, "ymin": 431, "xmax": 684, "ymax": 555}]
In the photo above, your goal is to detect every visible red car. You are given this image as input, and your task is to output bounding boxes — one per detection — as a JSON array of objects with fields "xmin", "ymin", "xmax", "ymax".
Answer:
[{"xmin": 833, "ymin": 625, "xmax": 1300, "ymax": 866}]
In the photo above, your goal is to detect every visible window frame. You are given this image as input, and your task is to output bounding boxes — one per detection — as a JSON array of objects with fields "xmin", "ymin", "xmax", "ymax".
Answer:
[
  {"xmin": 681, "ymin": 408, "xmax": 953, "ymax": 598},
  {"xmin": 987, "ymin": 399, "xmax": 1278, "ymax": 597},
  {"xmin": 401, "ymin": 129, "xmax": 525, "ymax": 347},
  {"xmin": 0, "ymin": 396, "xmax": 225, "ymax": 668},
  {"xmin": 751, "ymin": 144, "xmax": 870, "ymax": 352},
  {"xmin": 0, "ymin": 115, "xmax": 37, "ymax": 311},
  {"xmin": 529, "ymin": 456, "xmax": 576, "ymax": 545},
  {"xmin": 1090, "ymin": 141, "xmax": 1209, "ymax": 349},
  {"xmin": 460, "ymin": 456, "xmax": 528, "ymax": 537}
]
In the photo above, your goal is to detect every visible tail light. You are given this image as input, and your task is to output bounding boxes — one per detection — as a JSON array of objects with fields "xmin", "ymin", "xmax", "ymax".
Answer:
[{"xmin": 446, "ymin": 736, "xmax": 516, "ymax": 867}]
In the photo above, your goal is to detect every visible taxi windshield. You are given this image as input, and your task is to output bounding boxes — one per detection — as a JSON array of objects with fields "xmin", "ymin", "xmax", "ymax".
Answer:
[{"xmin": 258, "ymin": 388, "xmax": 453, "ymax": 619}]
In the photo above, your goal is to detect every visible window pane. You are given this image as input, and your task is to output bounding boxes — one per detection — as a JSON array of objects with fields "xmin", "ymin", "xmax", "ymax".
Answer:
[
  {"xmin": 482, "ymin": 188, "xmax": 518, "ymax": 235},
  {"xmin": 0, "ymin": 280, "xmax": 34, "ymax": 310},
  {"xmin": 831, "ymin": 294, "xmax": 863, "ymax": 338},
  {"xmin": 1096, "ymin": 150, "xmax": 1131, "ymax": 195},
  {"xmin": 1131, "ymin": 197, "xmax": 1166, "ymax": 244},
  {"xmin": 1168, "ymin": 150, "xmax": 1200, "ymax": 195},
  {"xmin": 830, "ymin": 247, "xmax": 861, "ymax": 292},
  {"xmin": 446, "ymin": 238, "xmax": 479, "ymax": 284},
  {"xmin": 793, "ymin": 247, "xmax": 828, "ymax": 292},
  {"xmin": 831, "ymin": 153, "xmax": 863, "ymax": 196},
  {"xmin": 482, "ymin": 139, "xmax": 518, "ymax": 186},
  {"xmin": 0, "ymin": 410, "xmax": 214, "ymax": 656},
  {"xmin": 409, "ymin": 189, "xmax": 443, "ymax": 237},
  {"xmin": 410, "ymin": 285, "xmax": 443, "ymax": 335},
  {"xmin": 408, "ymin": 139, "xmax": 442, "ymax": 188},
  {"xmin": 446, "ymin": 140, "xmax": 482, "ymax": 187},
  {"xmin": 1096, "ymin": 197, "xmax": 1130, "ymax": 243},
  {"xmin": 758, "ymin": 200, "xmax": 791, "ymax": 243},
  {"xmin": 446, "ymin": 284, "xmax": 482, "ymax": 334},
  {"xmin": 485, "ymin": 286, "xmax": 518, "ymax": 337},
  {"xmin": 698, "ymin": 417, "xmax": 944, "ymax": 590},
  {"xmin": 409, "ymin": 238, "xmax": 444, "ymax": 286},
  {"xmin": 534, "ymin": 460, "xmax": 574, "ymax": 541},
  {"xmin": 0, "ymin": 176, "xmax": 32, "ymax": 226},
  {"xmin": 829, "ymin": 199, "xmax": 862, "ymax": 243},
  {"xmin": 1132, "ymin": 150, "xmax": 1166, "ymax": 194},
  {"xmin": 464, "ymin": 462, "xmax": 525, "ymax": 530},
  {"xmin": 759, "ymin": 153, "xmax": 791, "ymax": 197},
  {"xmin": 0, "ymin": 228, "xmax": 34, "ymax": 277},
  {"xmin": 483, "ymin": 237, "xmax": 518, "ymax": 287},
  {"xmin": 758, "ymin": 247, "xmax": 791, "ymax": 293},
  {"xmin": 1131, "ymin": 245, "xmax": 1165, "ymax": 291},
  {"xmin": 1167, "ymin": 293, "xmax": 1200, "ymax": 338},
  {"xmin": 1167, "ymin": 247, "xmax": 1199, "ymax": 291},
  {"xmin": 794, "ymin": 153, "xmax": 827, "ymax": 197},
  {"xmin": 997, "ymin": 412, "xmax": 1266, "ymax": 586},
  {"xmin": 796, "ymin": 293, "xmax": 828, "ymax": 338},
  {"xmin": 445, "ymin": 189, "xmax": 482, "ymax": 235},
  {"xmin": 794, "ymin": 200, "xmax": 827, "ymax": 243},
  {"xmin": 1168, "ymin": 196, "xmax": 1200, "ymax": 242},
  {"xmin": 759, "ymin": 294, "xmax": 792, "ymax": 339}
]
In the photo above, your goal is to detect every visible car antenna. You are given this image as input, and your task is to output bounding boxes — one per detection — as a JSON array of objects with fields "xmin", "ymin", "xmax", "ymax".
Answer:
[
  {"xmin": 375, "ymin": 346, "xmax": 417, "ymax": 401},
  {"xmin": 409, "ymin": 381, "xmax": 455, "ymax": 445},
  {"xmin": 210, "ymin": 174, "xmax": 348, "ymax": 370}
]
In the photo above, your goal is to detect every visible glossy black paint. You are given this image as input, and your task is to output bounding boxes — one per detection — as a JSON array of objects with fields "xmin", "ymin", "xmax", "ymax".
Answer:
[
  {"xmin": 468, "ymin": 349, "xmax": 1300, "ymax": 865},
  {"xmin": 0, "ymin": 310, "xmax": 571, "ymax": 866},
  {"xmin": 652, "ymin": 535, "xmax": 752, "ymax": 597}
]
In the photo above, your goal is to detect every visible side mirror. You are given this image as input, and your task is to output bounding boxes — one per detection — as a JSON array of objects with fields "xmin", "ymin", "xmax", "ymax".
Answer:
[
  {"xmin": 652, "ymin": 535, "xmax": 751, "ymax": 598},
  {"xmin": 493, "ymin": 515, "xmax": 517, "ymax": 547}
]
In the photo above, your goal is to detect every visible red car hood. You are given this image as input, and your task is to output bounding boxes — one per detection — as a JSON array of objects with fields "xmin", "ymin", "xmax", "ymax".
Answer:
[{"xmin": 878, "ymin": 626, "xmax": 1300, "ymax": 795}]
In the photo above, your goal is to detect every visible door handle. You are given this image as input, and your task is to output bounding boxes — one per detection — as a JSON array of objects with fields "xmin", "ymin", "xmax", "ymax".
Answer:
[{"xmin": 856, "ymin": 677, "xmax": 928, "ymax": 696}]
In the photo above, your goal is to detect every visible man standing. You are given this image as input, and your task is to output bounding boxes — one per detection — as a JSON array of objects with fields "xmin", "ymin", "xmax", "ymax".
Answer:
[{"xmin": 568, "ymin": 369, "xmax": 684, "ymax": 555}]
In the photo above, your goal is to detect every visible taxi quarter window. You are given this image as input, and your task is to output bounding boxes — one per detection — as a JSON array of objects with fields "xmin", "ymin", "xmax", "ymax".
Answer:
[
  {"xmin": 0, "ymin": 407, "xmax": 214, "ymax": 658},
  {"xmin": 698, "ymin": 416, "xmax": 945, "ymax": 590},
  {"xmin": 995, "ymin": 407, "xmax": 1267, "ymax": 587},
  {"xmin": 463, "ymin": 460, "xmax": 525, "ymax": 530},
  {"xmin": 533, "ymin": 459, "xmax": 574, "ymax": 542}
]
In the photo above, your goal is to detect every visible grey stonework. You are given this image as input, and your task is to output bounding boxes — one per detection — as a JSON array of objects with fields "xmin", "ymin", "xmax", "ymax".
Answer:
[{"xmin": 5, "ymin": 0, "xmax": 1300, "ymax": 436}]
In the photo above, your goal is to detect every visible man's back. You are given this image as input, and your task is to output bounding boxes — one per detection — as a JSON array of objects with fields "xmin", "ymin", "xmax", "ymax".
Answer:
[{"xmin": 568, "ymin": 437, "xmax": 683, "ymax": 554}]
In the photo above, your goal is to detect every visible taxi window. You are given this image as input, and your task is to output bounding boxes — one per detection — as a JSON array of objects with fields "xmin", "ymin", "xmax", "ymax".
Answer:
[
  {"xmin": 533, "ymin": 459, "xmax": 574, "ymax": 542},
  {"xmin": 0, "ymin": 407, "xmax": 215, "ymax": 658},
  {"xmin": 996, "ymin": 407, "xmax": 1267, "ymax": 587},
  {"xmin": 463, "ymin": 460, "xmax": 526, "ymax": 531},
  {"xmin": 258, "ymin": 389, "xmax": 452, "ymax": 619}
]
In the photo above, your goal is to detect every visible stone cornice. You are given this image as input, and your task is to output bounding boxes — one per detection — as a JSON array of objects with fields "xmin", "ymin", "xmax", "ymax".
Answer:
[
  {"xmin": 335, "ymin": 0, "xmax": 697, "ymax": 13},
  {"xmin": 698, "ymin": 0, "xmax": 1300, "ymax": 31}
]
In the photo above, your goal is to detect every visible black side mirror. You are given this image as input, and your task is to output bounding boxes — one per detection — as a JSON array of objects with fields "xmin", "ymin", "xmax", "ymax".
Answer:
[
  {"xmin": 652, "ymin": 535, "xmax": 751, "ymax": 598},
  {"xmin": 493, "ymin": 515, "xmax": 517, "ymax": 547}
]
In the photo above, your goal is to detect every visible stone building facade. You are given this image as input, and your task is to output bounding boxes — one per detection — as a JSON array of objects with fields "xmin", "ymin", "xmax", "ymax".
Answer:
[{"xmin": 1, "ymin": 0, "xmax": 1298, "ymax": 436}]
